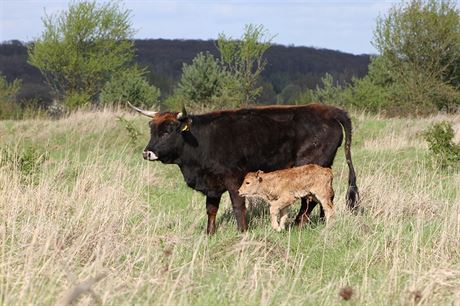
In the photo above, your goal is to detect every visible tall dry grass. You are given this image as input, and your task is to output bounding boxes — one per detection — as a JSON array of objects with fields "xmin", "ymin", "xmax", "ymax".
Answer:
[{"xmin": 0, "ymin": 110, "xmax": 459, "ymax": 305}]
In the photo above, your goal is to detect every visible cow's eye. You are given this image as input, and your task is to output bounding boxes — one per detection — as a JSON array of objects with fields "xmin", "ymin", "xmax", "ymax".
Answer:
[
  {"xmin": 245, "ymin": 181, "xmax": 250, "ymax": 185},
  {"xmin": 159, "ymin": 122, "xmax": 176, "ymax": 136}
]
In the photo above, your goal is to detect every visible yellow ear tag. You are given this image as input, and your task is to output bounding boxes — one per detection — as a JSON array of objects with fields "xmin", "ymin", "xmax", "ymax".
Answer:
[{"xmin": 181, "ymin": 123, "xmax": 189, "ymax": 132}]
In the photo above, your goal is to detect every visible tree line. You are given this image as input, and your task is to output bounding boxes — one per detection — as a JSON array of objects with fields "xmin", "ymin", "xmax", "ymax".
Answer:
[{"xmin": 0, "ymin": 39, "xmax": 369, "ymax": 110}]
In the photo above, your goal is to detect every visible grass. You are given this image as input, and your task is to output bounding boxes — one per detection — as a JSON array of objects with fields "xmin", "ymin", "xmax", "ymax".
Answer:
[{"xmin": 0, "ymin": 109, "xmax": 459, "ymax": 305}]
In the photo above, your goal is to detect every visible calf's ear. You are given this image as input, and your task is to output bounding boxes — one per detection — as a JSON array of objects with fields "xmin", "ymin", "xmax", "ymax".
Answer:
[{"xmin": 255, "ymin": 170, "xmax": 264, "ymax": 182}]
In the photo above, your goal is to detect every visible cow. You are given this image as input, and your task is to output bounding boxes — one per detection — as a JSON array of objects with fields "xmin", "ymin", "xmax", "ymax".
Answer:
[
  {"xmin": 238, "ymin": 165, "xmax": 335, "ymax": 231},
  {"xmin": 128, "ymin": 102, "xmax": 358, "ymax": 234}
]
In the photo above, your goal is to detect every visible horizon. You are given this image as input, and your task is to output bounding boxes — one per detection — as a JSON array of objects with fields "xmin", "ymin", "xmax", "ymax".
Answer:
[{"xmin": 0, "ymin": 37, "xmax": 374, "ymax": 57}]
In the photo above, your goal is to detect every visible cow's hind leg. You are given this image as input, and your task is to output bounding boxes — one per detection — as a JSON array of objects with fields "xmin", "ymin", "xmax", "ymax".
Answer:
[
  {"xmin": 227, "ymin": 185, "xmax": 248, "ymax": 232},
  {"xmin": 295, "ymin": 197, "xmax": 321, "ymax": 226},
  {"xmin": 206, "ymin": 195, "xmax": 221, "ymax": 235}
]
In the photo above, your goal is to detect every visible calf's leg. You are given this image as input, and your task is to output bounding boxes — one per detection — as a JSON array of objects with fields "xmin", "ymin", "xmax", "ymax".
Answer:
[
  {"xmin": 206, "ymin": 195, "xmax": 221, "ymax": 235},
  {"xmin": 279, "ymin": 206, "xmax": 290, "ymax": 230},
  {"xmin": 269, "ymin": 205, "xmax": 280, "ymax": 231},
  {"xmin": 316, "ymin": 193, "xmax": 335, "ymax": 223}
]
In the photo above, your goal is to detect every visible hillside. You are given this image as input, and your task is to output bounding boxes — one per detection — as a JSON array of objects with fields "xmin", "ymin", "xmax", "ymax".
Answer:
[
  {"xmin": 1, "ymin": 109, "xmax": 459, "ymax": 304},
  {"xmin": 0, "ymin": 39, "xmax": 369, "ymax": 106}
]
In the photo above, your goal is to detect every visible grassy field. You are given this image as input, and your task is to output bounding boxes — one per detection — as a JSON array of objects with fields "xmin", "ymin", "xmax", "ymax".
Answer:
[{"xmin": 0, "ymin": 109, "xmax": 459, "ymax": 305}]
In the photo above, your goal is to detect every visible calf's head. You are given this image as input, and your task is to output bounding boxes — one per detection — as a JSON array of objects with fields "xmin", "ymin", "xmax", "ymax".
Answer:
[
  {"xmin": 238, "ymin": 170, "xmax": 264, "ymax": 197},
  {"xmin": 129, "ymin": 102, "xmax": 191, "ymax": 164}
]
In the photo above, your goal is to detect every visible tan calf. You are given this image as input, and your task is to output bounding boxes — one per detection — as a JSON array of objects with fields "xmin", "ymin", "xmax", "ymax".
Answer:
[{"xmin": 238, "ymin": 164, "xmax": 334, "ymax": 231}]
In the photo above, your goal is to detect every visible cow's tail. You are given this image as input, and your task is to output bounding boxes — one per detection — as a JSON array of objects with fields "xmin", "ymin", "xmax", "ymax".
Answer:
[{"xmin": 335, "ymin": 110, "xmax": 359, "ymax": 211}]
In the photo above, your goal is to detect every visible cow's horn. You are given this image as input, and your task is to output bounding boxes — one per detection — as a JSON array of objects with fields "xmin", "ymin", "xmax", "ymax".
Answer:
[
  {"xmin": 127, "ymin": 101, "xmax": 157, "ymax": 118},
  {"xmin": 177, "ymin": 106, "xmax": 188, "ymax": 120}
]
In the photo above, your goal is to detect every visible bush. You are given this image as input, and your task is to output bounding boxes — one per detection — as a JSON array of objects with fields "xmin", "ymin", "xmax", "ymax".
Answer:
[
  {"xmin": 163, "ymin": 92, "xmax": 187, "ymax": 111},
  {"xmin": 311, "ymin": 73, "xmax": 345, "ymax": 105},
  {"xmin": 100, "ymin": 68, "xmax": 160, "ymax": 109},
  {"xmin": 0, "ymin": 145, "xmax": 49, "ymax": 180},
  {"xmin": 116, "ymin": 115, "xmax": 141, "ymax": 145},
  {"xmin": 277, "ymin": 84, "xmax": 302, "ymax": 104},
  {"xmin": 63, "ymin": 91, "xmax": 91, "ymax": 110},
  {"xmin": 423, "ymin": 121, "xmax": 460, "ymax": 169},
  {"xmin": 342, "ymin": 76, "xmax": 389, "ymax": 113}
]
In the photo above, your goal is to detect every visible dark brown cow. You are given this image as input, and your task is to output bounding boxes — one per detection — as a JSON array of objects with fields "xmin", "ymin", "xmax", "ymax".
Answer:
[{"xmin": 129, "ymin": 102, "xmax": 358, "ymax": 234}]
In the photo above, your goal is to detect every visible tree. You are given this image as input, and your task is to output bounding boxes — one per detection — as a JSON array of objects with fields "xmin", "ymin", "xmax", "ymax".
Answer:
[
  {"xmin": 177, "ymin": 52, "xmax": 225, "ymax": 107},
  {"xmin": 28, "ymin": 1, "xmax": 135, "ymax": 106},
  {"xmin": 373, "ymin": 0, "xmax": 460, "ymax": 113},
  {"xmin": 217, "ymin": 24, "xmax": 274, "ymax": 105}
]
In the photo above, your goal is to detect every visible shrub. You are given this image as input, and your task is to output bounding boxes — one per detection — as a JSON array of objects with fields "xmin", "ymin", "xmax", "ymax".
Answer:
[
  {"xmin": 116, "ymin": 115, "xmax": 141, "ymax": 145},
  {"xmin": 0, "ymin": 74, "xmax": 22, "ymax": 119},
  {"xmin": 63, "ymin": 91, "xmax": 91, "ymax": 110},
  {"xmin": 100, "ymin": 68, "xmax": 160, "ymax": 109},
  {"xmin": 312, "ymin": 73, "xmax": 344, "ymax": 105},
  {"xmin": 423, "ymin": 121, "xmax": 460, "ymax": 169},
  {"xmin": 0, "ymin": 145, "xmax": 49, "ymax": 179},
  {"xmin": 342, "ymin": 76, "xmax": 389, "ymax": 113},
  {"xmin": 277, "ymin": 84, "xmax": 302, "ymax": 104}
]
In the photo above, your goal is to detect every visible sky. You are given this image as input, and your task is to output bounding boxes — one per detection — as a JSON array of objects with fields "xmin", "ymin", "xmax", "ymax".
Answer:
[{"xmin": 0, "ymin": 0, "xmax": 428, "ymax": 55}]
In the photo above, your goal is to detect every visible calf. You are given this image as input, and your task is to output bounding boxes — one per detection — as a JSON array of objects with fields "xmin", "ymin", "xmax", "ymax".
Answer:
[{"xmin": 238, "ymin": 164, "xmax": 335, "ymax": 231}]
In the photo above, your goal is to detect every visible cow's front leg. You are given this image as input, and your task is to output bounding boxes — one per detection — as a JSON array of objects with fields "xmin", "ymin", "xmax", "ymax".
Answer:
[
  {"xmin": 227, "ymin": 186, "xmax": 248, "ymax": 232},
  {"xmin": 206, "ymin": 195, "xmax": 221, "ymax": 235}
]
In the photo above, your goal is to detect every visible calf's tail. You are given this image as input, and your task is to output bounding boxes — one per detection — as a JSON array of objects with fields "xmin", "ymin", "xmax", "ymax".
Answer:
[{"xmin": 335, "ymin": 111, "xmax": 359, "ymax": 211}]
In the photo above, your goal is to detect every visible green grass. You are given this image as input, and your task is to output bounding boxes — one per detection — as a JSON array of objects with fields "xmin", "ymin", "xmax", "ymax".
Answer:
[{"xmin": 0, "ymin": 109, "xmax": 459, "ymax": 305}]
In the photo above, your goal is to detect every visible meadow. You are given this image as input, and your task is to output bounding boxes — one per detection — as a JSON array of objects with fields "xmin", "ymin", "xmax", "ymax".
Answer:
[{"xmin": 0, "ymin": 108, "xmax": 459, "ymax": 305}]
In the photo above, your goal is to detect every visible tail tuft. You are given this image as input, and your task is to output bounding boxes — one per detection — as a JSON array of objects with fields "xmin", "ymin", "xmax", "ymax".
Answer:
[{"xmin": 346, "ymin": 185, "xmax": 359, "ymax": 211}]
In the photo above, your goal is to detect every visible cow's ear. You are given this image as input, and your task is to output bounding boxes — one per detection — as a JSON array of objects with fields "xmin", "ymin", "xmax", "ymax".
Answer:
[
  {"xmin": 180, "ymin": 121, "xmax": 190, "ymax": 132},
  {"xmin": 258, "ymin": 176, "xmax": 263, "ymax": 183}
]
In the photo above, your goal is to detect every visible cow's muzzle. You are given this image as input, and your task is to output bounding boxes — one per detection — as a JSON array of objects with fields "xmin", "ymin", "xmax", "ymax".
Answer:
[{"xmin": 143, "ymin": 150, "xmax": 158, "ymax": 161}]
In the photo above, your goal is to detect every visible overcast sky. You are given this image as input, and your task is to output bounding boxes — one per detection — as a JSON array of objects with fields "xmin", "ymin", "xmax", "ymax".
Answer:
[{"xmin": 0, "ymin": 0, "xmax": 439, "ymax": 55}]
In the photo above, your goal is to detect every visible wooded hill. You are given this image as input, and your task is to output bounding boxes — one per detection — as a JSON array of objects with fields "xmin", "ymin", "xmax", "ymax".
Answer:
[{"xmin": 0, "ymin": 39, "xmax": 370, "ymax": 106}]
